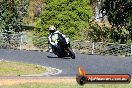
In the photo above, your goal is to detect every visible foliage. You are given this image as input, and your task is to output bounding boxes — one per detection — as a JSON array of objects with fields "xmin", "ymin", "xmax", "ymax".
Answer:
[
  {"xmin": 85, "ymin": 0, "xmax": 132, "ymax": 44},
  {"xmin": 0, "ymin": 0, "xmax": 29, "ymax": 46},
  {"xmin": 87, "ymin": 23, "xmax": 131, "ymax": 44},
  {"xmin": 32, "ymin": 36, "xmax": 48, "ymax": 48},
  {"xmin": 101, "ymin": 0, "xmax": 132, "ymax": 28},
  {"xmin": 34, "ymin": 0, "xmax": 92, "ymax": 40},
  {"xmin": 0, "ymin": 0, "xmax": 29, "ymax": 33},
  {"xmin": 87, "ymin": 23, "xmax": 111, "ymax": 42}
]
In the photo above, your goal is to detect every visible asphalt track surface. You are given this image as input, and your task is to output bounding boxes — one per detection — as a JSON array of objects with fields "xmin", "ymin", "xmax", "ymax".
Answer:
[{"xmin": 0, "ymin": 49, "xmax": 132, "ymax": 76}]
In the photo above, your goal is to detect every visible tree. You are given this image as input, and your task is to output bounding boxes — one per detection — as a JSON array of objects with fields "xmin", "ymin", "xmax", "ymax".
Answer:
[
  {"xmin": 34, "ymin": 0, "xmax": 92, "ymax": 39},
  {"xmin": 0, "ymin": 0, "xmax": 29, "ymax": 33},
  {"xmin": 0, "ymin": 0, "xmax": 29, "ymax": 45},
  {"xmin": 101, "ymin": 0, "xmax": 132, "ymax": 28},
  {"xmin": 99, "ymin": 0, "xmax": 132, "ymax": 43}
]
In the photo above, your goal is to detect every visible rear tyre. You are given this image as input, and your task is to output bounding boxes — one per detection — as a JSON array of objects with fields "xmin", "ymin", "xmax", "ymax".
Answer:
[{"xmin": 67, "ymin": 48, "xmax": 75, "ymax": 59}]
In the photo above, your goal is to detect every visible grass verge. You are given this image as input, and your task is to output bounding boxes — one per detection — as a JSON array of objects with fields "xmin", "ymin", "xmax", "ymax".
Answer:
[
  {"xmin": 0, "ymin": 82, "xmax": 131, "ymax": 88},
  {"xmin": 0, "ymin": 61, "xmax": 47, "ymax": 76}
]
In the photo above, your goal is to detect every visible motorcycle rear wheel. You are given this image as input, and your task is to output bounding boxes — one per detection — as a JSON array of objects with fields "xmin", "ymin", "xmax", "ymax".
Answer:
[{"xmin": 67, "ymin": 47, "xmax": 75, "ymax": 59}]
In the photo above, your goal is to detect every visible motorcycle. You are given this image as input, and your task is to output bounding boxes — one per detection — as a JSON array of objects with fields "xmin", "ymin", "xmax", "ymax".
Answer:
[{"xmin": 51, "ymin": 33, "xmax": 75, "ymax": 59}]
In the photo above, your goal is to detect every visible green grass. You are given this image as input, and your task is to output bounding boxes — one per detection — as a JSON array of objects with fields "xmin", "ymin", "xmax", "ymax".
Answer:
[
  {"xmin": 0, "ymin": 61, "xmax": 47, "ymax": 76},
  {"xmin": 0, "ymin": 83, "xmax": 131, "ymax": 88}
]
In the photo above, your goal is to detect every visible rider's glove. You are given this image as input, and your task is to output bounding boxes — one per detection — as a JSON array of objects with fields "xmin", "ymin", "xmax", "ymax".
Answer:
[
  {"xmin": 52, "ymin": 44, "xmax": 58, "ymax": 47},
  {"xmin": 54, "ymin": 44, "xmax": 58, "ymax": 48}
]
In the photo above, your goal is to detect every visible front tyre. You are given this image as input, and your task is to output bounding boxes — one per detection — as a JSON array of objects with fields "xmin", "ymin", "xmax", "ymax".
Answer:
[{"xmin": 67, "ymin": 47, "xmax": 75, "ymax": 59}]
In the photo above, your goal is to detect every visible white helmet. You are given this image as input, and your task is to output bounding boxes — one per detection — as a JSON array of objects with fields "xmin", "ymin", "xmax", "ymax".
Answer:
[
  {"xmin": 49, "ymin": 26, "xmax": 56, "ymax": 33},
  {"xmin": 49, "ymin": 26, "xmax": 56, "ymax": 31}
]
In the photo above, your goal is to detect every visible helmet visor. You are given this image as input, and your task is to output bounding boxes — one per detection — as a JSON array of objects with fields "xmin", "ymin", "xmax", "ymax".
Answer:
[{"xmin": 49, "ymin": 30, "xmax": 55, "ymax": 33}]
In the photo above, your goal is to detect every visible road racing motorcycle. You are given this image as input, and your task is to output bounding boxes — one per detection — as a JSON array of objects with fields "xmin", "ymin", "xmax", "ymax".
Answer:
[{"xmin": 51, "ymin": 33, "xmax": 75, "ymax": 59}]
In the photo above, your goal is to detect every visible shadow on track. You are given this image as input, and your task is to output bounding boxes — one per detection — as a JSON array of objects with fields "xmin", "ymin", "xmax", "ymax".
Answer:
[{"xmin": 47, "ymin": 56, "xmax": 71, "ymax": 59}]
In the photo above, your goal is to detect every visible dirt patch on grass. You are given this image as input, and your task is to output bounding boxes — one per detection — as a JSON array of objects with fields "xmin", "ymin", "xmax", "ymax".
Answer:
[{"xmin": 0, "ymin": 77, "xmax": 76, "ymax": 86}]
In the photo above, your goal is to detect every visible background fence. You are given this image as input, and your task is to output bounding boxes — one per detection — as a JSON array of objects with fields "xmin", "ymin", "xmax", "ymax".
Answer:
[
  {"xmin": 0, "ymin": 33, "xmax": 132, "ymax": 57},
  {"xmin": 71, "ymin": 40, "xmax": 131, "ymax": 56}
]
